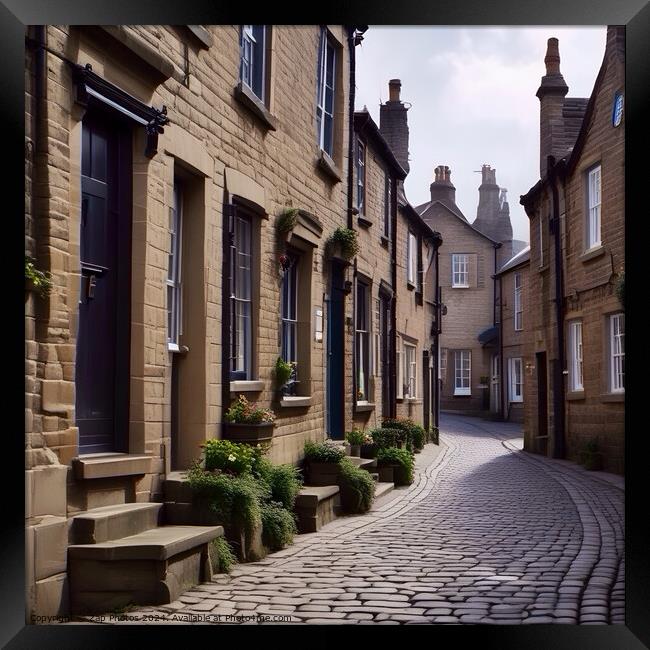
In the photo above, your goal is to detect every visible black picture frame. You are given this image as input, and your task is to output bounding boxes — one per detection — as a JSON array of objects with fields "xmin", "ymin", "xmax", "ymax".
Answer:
[{"xmin": 4, "ymin": 0, "xmax": 647, "ymax": 647}]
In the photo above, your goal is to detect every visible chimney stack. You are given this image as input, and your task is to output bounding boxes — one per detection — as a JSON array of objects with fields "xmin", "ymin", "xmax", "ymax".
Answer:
[
  {"xmin": 430, "ymin": 165, "xmax": 456, "ymax": 204},
  {"xmin": 380, "ymin": 79, "xmax": 410, "ymax": 174},
  {"xmin": 473, "ymin": 165, "xmax": 513, "ymax": 243},
  {"xmin": 536, "ymin": 37, "xmax": 569, "ymax": 177}
]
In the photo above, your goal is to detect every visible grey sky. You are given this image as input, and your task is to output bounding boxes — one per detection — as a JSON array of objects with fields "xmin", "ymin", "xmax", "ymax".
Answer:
[{"xmin": 355, "ymin": 26, "xmax": 607, "ymax": 244}]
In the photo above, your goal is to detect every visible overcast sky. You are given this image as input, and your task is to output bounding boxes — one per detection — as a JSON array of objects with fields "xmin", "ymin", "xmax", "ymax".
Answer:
[{"xmin": 355, "ymin": 26, "xmax": 607, "ymax": 244}]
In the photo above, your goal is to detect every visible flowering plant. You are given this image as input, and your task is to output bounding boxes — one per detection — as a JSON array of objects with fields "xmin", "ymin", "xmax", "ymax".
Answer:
[
  {"xmin": 202, "ymin": 439, "xmax": 258, "ymax": 475},
  {"xmin": 225, "ymin": 394, "xmax": 276, "ymax": 424},
  {"xmin": 345, "ymin": 428, "xmax": 367, "ymax": 446}
]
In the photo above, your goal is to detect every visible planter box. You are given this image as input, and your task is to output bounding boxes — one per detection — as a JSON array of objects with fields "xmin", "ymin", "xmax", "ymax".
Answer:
[
  {"xmin": 360, "ymin": 443, "xmax": 378, "ymax": 459},
  {"xmin": 222, "ymin": 422, "xmax": 274, "ymax": 445},
  {"xmin": 348, "ymin": 444, "xmax": 361, "ymax": 457},
  {"xmin": 377, "ymin": 465, "xmax": 395, "ymax": 483},
  {"xmin": 307, "ymin": 461, "xmax": 342, "ymax": 486}
]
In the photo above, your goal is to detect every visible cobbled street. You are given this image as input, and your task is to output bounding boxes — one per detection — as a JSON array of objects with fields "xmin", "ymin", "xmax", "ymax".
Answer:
[{"xmin": 89, "ymin": 414, "xmax": 625, "ymax": 625}]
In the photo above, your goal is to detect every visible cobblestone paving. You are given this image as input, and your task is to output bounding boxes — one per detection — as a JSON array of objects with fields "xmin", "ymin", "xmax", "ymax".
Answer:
[{"xmin": 98, "ymin": 415, "xmax": 625, "ymax": 625}]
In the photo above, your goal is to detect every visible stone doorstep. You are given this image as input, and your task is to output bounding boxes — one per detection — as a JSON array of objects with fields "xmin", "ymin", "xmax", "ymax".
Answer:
[
  {"xmin": 70, "ymin": 502, "xmax": 164, "ymax": 544},
  {"xmin": 68, "ymin": 525, "xmax": 223, "ymax": 561},
  {"xmin": 373, "ymin": 482, "xmax": 395, "ymax": 500},
  {"xmin": 72, "ymin": 454, "xmax": 153, "ymax": 480},
  {"xmin": 348, "ymin": 457, "xmax": 377, "ymax": 471},
  {"xmin": 295, "ymin": 485, "xmax": 340, "ymax": 508},
  {"xmin": 295, "ymin": 485, "xmax": 339, "ymax": 534}
]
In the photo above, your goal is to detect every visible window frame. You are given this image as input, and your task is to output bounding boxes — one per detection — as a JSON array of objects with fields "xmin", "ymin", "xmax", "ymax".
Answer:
[
  {"xmin": 609, "ymin": 313, "xmax": 625, "ymax": 393},
  {"xmin": 586, "ymin": 164, "xmax": 602, "ymax": 250},
  {"xmin": 403, "ymin": 342, "xmax": 417, "ymax": 399},
  {"xmin": 240, "ymin": 25, "xmax": 267, "ymax": 103},
  {"xmin": 281, "ymin": 252, "xmax": 299, "ymax": 365},
  {"xmin": 407, "ymin": 231, "xmax": 417, "ymax": 285},
  {"xmin": 439, "ymin": 347, "xmax": 447, "ymax": 382},
  {"xmin": 568, "ymin": 320, "xmax": 584, "ymax": 392},
  {"xmin": 538, "ymin": 216, "xmax": 545, "ymax": 268},
  {"xmin": 316, "ymin": 27, "xmax": 336, "ymax": 157},
  {"xmin": 454, "ymin": 350, "xmax": 471, "ymax": 396},
  {"xmin": 508, "ymin": 357, "xmax": 523, "ymax": 403},
  {"xmin": 396, "ymin": 342, "xmax": 403, "ymax": 399},
  {"xmin": 452, "ymin": 253, "xmax": 470, "ymax": 288},
  {"xmin": 167, "ymin": 179, "xmax": 183, "ymax": 350},
  {"xmin": 230, "ymin": 209, "xmax": 254, "ymax": 380},
  {"xmin": 514, "ymin": 272, "xmax": 523, "ymax": 331},
  {"xmin": 355, "ymin": 278, "xmax": 371, "ymax": 402}
]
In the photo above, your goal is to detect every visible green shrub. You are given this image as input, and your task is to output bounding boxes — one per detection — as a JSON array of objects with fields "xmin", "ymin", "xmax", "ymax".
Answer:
[
  {"xmin": 304, "ymin": 440, "xmax": 345, "ymax": 463},
  {"xmin": 369, "ymin": 427, "xmax": 402, "ymax": 450},
  {"xmin": 203, "ymin": 439, "xmax": 258, "ymax": 475},
  {"xmin": 328, "ymin": 227, "xmax": 359, "ymax": 259},
  {"xmin": 25, "ymin": 256, "xmax": 53, "ymax": 298},
  {"xmin": 187, "ymin": 467, "xmax": 268, "ymax": 536},
  {"xmin": 261, "ymin": 501, "xmax": 297, "ymax": 551},
  {"xmin": 209, "ymin": 536, "xmax": 237, "ymax": 574},
  {"xmin": 376, "ymin": 447, "xmax": 415, "ymax": 486},
  {"xmin": 338, "ymin": 458, "xmax": 375, "ymax": 514},
  {"xmin": 381, "ymin": 417, "xmax": 426, "ymax": 451},
  {"xmin": 428, "ymin": 426, "xmax": 440, "ymax": 445},
  {"xmin": 264, "ymin": 463, "xmax": 302, "ymax": 510},
  {"xmin": 345, "ymin": 428, "xmax": 368, "ymax": 446},
  {"xmin": 274, "ymin": 356, "xmax": 294, "ymax": 386},
  {"xmin": 276, "ymin": 208, "xmax": 299, "ymax": 234}
]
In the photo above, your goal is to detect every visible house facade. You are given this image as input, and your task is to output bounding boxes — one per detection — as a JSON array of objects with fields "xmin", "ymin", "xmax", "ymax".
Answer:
[
  {"xmin": 520, "ymin": 27, "xmax": 625, "ymax": 473},
  {"xmin": 494, "ymin": 247, "xmax": 530, "ymax": 423},
  {"xmin": 417, "ymin": 166, "xmax": 507, "ymax": 415},
  {"xmin": 25, "ymin": 26, "xmax": 442, "ymax": 618}
]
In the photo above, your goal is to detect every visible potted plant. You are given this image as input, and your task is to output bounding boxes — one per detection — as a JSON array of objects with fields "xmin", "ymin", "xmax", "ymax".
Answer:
[
  {"xmin": 222, "ymin": 395, "xmax": 276, "ymax": 445},
  {"xmin": 376, "ymin": 447, "xmax": 415, "ymax": 486},
  {"xmin": 276, "ymin": 207, "xmax": 299, "ymax": 236},
  {"xmin": 345, "ymin": 428, "xmax": 367, "ymax": 457},
  {"xmin": 326, "ymin": 227, "xmax": 359, "ymax": 261},
  {"xmin": 303, "ymin": 441, "xmax": 345, "ymax": 486},
  {"xmin": 274, "ymin": 356, "xmax": 297, "ymax": 395},
  {"xmin": 25, "ymin": 256, "xmax": 53, "ymax": 301}
]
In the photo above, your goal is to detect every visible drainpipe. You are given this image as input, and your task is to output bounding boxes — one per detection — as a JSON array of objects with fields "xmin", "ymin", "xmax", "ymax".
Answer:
[
  {"xmin": 499, "ymin": 274, "xmax": 505, "ymax": 420},
  {"xmin": 346, "ymin": 26, "xmax": 355, "ymax": 231},
  {"xmin": 391, "ymin": 184, "xmax": 398, "ymax": 419},
  {"xmin": 433, "ymin": 235, "xmax": 442, "ymax": 429},
  {"xmin": 548, "ymin": 155, "xmax": 566, "ymax": 459}
]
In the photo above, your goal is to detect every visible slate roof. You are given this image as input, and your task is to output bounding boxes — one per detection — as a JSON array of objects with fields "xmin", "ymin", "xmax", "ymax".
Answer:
[{"xmin": 496, "ymin": 245, "xmax": 531, "ymax": 275}]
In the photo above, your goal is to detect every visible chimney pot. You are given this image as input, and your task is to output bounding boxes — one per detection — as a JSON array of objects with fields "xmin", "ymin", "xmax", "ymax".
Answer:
[
  {"xmin": 388, "ymin": 79, "xmax": 401, "ymax": 102},
  {"xmin": 544, "ymin": 37, "xmax": 561, "ymax": 75}
]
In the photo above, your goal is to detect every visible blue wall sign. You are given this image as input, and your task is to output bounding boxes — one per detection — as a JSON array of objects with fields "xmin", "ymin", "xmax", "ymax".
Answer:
[{"xmin": 612, "ymin": 93, "xmax": 624, "ymax": 127}]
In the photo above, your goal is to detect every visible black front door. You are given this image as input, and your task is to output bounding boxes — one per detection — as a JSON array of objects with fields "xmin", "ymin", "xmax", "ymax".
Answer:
[
  {"xmin": 76, "ymin": 110, "xmax": 132, "ymax": 454},
  {"xmin": 327, "ymin": 262, "xmax": 346, "ymax": 439},
  {"xmin": 380, "ymin": 293, "xmax": 391, "ymax": 418}
]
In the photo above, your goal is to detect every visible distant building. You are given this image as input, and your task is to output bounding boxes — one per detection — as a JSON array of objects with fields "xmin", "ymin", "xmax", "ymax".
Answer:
[
  {"xmin": 494, "ymin": 246, "xmax": 531, "ymax": 423},
  {"xmin": 520, "ymin": 27, "xmax": 625, "ymax": 473}
]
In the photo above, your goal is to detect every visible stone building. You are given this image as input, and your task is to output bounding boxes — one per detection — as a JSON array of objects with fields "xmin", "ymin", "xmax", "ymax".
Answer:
[
  {"xmin": 377, "ymin": 80, "xmax": 443, "ymax": 430},
  {"xmin": 24, "ymin": 23, "xmax": 375, "ymax": 618},
  {"xmin": 416, "ymin": 166, "xmax": 510, "ymax": 414},
  {"xmin": 494, "ymin": 246, "xmax": 530, "ymax": 423},
  {"xmin": 520, "ymin": 27, "xmax": 625, "ymax": 473}
]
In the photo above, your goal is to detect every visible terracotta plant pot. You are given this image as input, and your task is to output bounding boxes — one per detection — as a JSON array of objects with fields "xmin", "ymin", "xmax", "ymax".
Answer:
[{"xmin": 222, "ymin": 422, "xmax": 274, "ymax": 445}]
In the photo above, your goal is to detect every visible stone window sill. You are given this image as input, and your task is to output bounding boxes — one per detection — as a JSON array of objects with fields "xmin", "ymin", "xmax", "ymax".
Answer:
[
  {"xmin": 380, "ymin": 235, "xmax": 390, "ymax": 248},
  {"xmin": 280, "ymin": 396, "xmax": 312, "ymax": 408},
  {"xmin": 566, "ymin": 390, "xmax": 585, "ymax": 401},
  {"xmin": 234, "ymin": 82, "xmax": 278, "ymax": 131},
  {"xmin": 72, "ymin": 453, "xmax": 153, "ymax": 480},
  {"xmin": 580, "ymin": 244, "xmax": 606, "ymax": 264},
  {"xmin": 230, "ymin": 380, "xmax": 264, "ymax": 393},
  {"xmin": 538, "ymin": 263, "xmax": 550, "ymax": 274},
  {"xmin": 168, "ymin": 343, "xmax": 189, "ymax": 354},
  {"xmin": 355, "ymin": 402, "xmax": 375, "ymax": 413},
  {"xmin": 316, "ymin": 150, "xmax": 343, "ymax": 183},
  {"xmin": 357, "ymin": 215, "xmax": 373, "ymax": 228},
  {"xmin": 407, "ymin": 281, "xmax": 416, "ymax": 291},
  {"xmin": 601, "ymin": 392, "xmax": 624, "ymax": 403},
  {"xmin": 452, "ymin": 285, "xmax": 470, "ymax": 289}
]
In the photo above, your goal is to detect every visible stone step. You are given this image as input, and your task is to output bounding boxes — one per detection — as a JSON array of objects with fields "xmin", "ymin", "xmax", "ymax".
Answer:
[
  {"xmin": 295, "ymin": 485, "xmax": 340, "ymax": 534},
  {"xmin": 68, "ymin": 525, "xmax": 223, "ymax": 561},
  {"xmin": 374, "ymin": 482, "xmax": 395, "ymax": 499},
  {"xmin": 68, "ymin": 525, "xmax": 224, "ymax": 615},
  {"xmin": 370, "ymin": 472, "xmax": 379, "ymax": 481},
  {"xmin": 70, "ymin": 503, "xmax": 163, "ymax": 544},
  {"xmin": 348, "ymin": 457, "xmax": 377, "ymax": 471}
]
